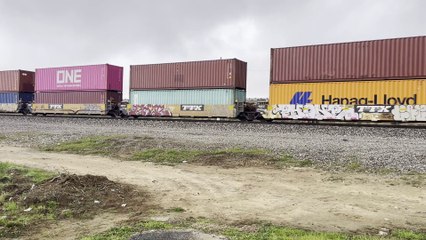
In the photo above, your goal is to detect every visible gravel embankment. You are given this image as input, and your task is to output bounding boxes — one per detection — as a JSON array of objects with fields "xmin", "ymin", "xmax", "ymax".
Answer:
[{"xmin": 0, "ymin": 115, "xmax": 425, "ymax": 173}]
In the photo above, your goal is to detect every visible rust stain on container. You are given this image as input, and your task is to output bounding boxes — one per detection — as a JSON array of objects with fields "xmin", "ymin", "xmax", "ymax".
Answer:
[
  {"xmin": 130, "ymin": 58, "xmax": 247, "ymax": 90},
  {"xmin": 0, "ymin": 70, "xmax": 35, "ymax": 92},
  {"xmin": 271, "ymin": 36, "xmax": 426, "ymax": 83}
]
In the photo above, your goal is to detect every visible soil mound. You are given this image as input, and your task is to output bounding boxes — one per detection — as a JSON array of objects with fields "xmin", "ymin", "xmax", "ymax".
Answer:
[{"xmin": 24, "ymin": 174, "xmax": 145, "ymax": 215}]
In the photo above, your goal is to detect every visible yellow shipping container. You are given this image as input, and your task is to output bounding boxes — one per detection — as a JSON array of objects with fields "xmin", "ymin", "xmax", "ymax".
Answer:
[{"xmin": 269, "ymin": 79, "xmax": 426, "ymax": 105}]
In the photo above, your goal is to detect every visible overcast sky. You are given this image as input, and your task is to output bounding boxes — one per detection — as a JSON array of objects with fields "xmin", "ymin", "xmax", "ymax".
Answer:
[{"xmin": 0, "ymin": 0, "xmax": 425, "ymax": 98}]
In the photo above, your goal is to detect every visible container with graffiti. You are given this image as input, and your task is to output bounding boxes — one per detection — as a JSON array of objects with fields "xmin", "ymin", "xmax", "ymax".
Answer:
[
  {"xmin": 128, "ymin": 59, "xmax": 247, "ymax": 119},
  {"xmin": 264, "ymin": 80, "xmax": 426, "ymax": 122},
  {"xmin": 128, "ymin": 89, "xmax": 246, "ymax": 118},
  {"xmin": 264, "ymin": 36, "xmax": 426, "ymax": 122},
  {"xmin": 33, "ymin": 64, "xmax": 123, "ymax": 116}
]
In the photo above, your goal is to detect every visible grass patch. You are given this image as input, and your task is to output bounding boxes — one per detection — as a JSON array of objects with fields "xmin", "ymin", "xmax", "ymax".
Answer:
[
  {"xmin": 224, "ymin": 225, "xmax": 349, "ymax": 240},
  {"xmin": 81, "ymin": 220, "xmax": 426, "ymax": 240},
  {"xmin": 131, "ymin": 149, "xmax": 200, "ymax": 164},
  {"xmin": 131, "ymin": 147, "xmax": 309, "ymax": 168},
  {"xmin": 0, "ymin": 163, "xmax": 58, "ymax": 238},
  {"xmin": 392, "ymin": 229, "xmax": 426, "ymax": 240},
  {"xmin": 347, "ymin": 161, "xmax": 363, "ymax": 171},
  {"xmin": 276, "ymin": 155, "xmax": 313, "ymax": 168},
  {"xmin": 167, "ymin": 207, "xmax": 185, "ymax": 213},
  {"xmin": 400, "ymin": 174, "xmax": 425, "ymax": 188},
  {"xmin": 225, "ymin": 226, "xmax": 426, "ymax": 240},
  {"xmin": 139, "ymin": 220, "xmax": 173, "ymax": 230},
  {"xmin": 0, "ymin": 162, "xmax": 55, "ymax": 190},
  {"xmin": 81, "ymin": 226, "xmax": 137, "ymax": 240},
  {"xmin": 42, "ymin": 135, "xmax": 311, "ymax": 169},
  {"xmin": 81, "ymin": 221, "xmax": 173, "ymax": 240},
  {"xmin": 42, "ymin": 136, "xmax": 116, "ymax": 155},
  {"xmin": 202, "ymin": 148, "xmax": 269, "ymax": 157}
]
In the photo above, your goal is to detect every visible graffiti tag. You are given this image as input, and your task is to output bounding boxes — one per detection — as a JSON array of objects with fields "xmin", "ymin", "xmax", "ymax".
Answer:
[
  {"xmin": 272, "ymin": 104, "xmax": 359, "ymax": 120},
  {"xmin": 129, "ymin": 104, "xmax": 172, "ymax": 116},
  {"xmin": 392, "ymin": 105, "xmax": 426, "ymax": 121},
  {"xmin": 83, "ymin": 104, "xmax": 101, "ymax": 111},
  {"xmin": 270, "ymin": 104, "xmax": 426, "ymax": 122}
]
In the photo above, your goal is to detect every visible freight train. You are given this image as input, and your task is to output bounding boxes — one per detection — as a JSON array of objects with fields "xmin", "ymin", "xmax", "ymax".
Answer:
[{"xmin": 0, "ymin": 36, "xmax": 425, "ymax": 122}]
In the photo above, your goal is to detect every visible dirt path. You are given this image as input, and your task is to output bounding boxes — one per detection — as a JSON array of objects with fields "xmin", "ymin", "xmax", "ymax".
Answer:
[{"xmin": 1, "ymin": 145, "xmax": 425, "ymax": 233}]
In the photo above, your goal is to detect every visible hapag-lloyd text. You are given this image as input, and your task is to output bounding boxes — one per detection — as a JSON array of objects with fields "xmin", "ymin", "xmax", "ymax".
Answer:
[{"xmin": 322, "ymin": 94, "xmax": 417, "ymax": 105}]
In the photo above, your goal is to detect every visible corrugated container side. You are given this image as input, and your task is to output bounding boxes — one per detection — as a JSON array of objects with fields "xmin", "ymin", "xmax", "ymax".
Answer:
[
  {"xmin": 269, "ymin": 79, "xmax": 426, "ymax": 105},
  {"xmin": 107, "ymin": 65, "xmax": 124, "ymax": 92},
  {"xmin": 35, "ymin": 64, "xmax": 123, "ymax": 92},
  {"xmin": 130, "ymin": 89, "xmax": 246, "ymax": 105},
  {"xmin": 130, "ymin": 59, "xmax": 247, "ymax": 90},
  {"xmin": 233, "ymin": 59, "xmax": 247, "ymax": 89},
  {"xmin": 235, "ymin": 89, "xmax": 247, "ymax": 103},
  {"xmin": 35, "ymin": 91, "xmax": 122, "ymax": 104},
  {"xmin": 0, "ymin": 70, "xmax": 35, "ymax": 92},
  {"xmin": 271, "ymin": 36, "xmax": 426, "ymax": 83},
  {"xmin": 19, "ymin": 70, "xmax": 35, "ymax": 92},
  {"xmin": 0, "ymin": 71, "xmax": 19, "ymax": 92},
  {"xmin": 0, "ymin": 92, "xmax": 34, "ymax": 103}
]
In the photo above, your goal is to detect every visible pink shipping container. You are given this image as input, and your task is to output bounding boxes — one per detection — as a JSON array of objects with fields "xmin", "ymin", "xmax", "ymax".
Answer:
[
  {"xmin": 130, "ymin": 58, "xmax": 247, "ymax": 90},
  {"xmin": 0, "ymin": 70, "xmax": 35, "ymax": 92},
  {"xmin": 35, "ymin": 64, "xmax": 123, "ymax": 92},
  {"xmin": 35, "ymin": 91, "xmax": 122, "ymax": 104},
  {"xmin": 271, "ymin": 36, "xmax": 426, "ymax": 83}
]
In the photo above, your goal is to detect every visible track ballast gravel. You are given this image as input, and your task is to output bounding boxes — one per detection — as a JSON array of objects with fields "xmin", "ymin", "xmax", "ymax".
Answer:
[{"xmin": 0, "ymin": 115, "xmax": 425, "ymax": 173}]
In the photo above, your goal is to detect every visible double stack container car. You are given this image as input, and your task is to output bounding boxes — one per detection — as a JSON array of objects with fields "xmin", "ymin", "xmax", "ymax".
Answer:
[
  {"xmin": 264, "ymin": 36, "xmax": 426, "ymax": 122},
  {"xmin": 32, "ymin": 64, "xmax": 123, "ymax": 116},
  {"xmin": 0, "ymin": 70, "xmax": 34, "ymax": 114},
  {"xmin": 128, "ymin": 59, "xmax": 247, "ymax": 118},
  {"xmin": 2, "ymin": 35, "xmax": 425, "ymax": 122}
]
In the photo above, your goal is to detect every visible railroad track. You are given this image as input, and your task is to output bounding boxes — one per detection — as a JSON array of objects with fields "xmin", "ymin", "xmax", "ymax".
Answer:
[{"xmin": 2, "ymin": 113, "xmax": 426, "ymax": 129}]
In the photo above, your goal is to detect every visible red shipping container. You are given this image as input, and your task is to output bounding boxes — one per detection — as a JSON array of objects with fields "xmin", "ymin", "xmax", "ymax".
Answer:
[
  {"xmin": 271, "ymin": 36, "xmax": 426, "ymax": 83},
  {"xmin": 35, "ymin": 64, "xmax": 123, "ymax": 92},
  {"xmin": 130, "ymin": 58, "xmax": 247, "ymax": 90},
  {"xmin": 0, "ymin": 70, "xmax": 35, "ymax": 92},
  {"xmin": 35, "ymin": 91, "xmax": 122, "ymax": 104}
]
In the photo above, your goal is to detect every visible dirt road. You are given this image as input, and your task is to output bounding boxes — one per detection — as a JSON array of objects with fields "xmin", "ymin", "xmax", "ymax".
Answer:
[{"xmin": 1, "ymin": 145, "xmax": 425, "ymax": 233}]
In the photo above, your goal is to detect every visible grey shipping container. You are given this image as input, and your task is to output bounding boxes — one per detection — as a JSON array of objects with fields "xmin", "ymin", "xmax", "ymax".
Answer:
[
  {"xmin": 271, "ymin": 36, "xmax": 426, "ymax": 83},
  {"xmin": 130, "ymin": 58, "xmax": 247, "ymax": 90},
  {"xmin": 0, "ymin": 70, "xmax": 35, "ymax": 92}
]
